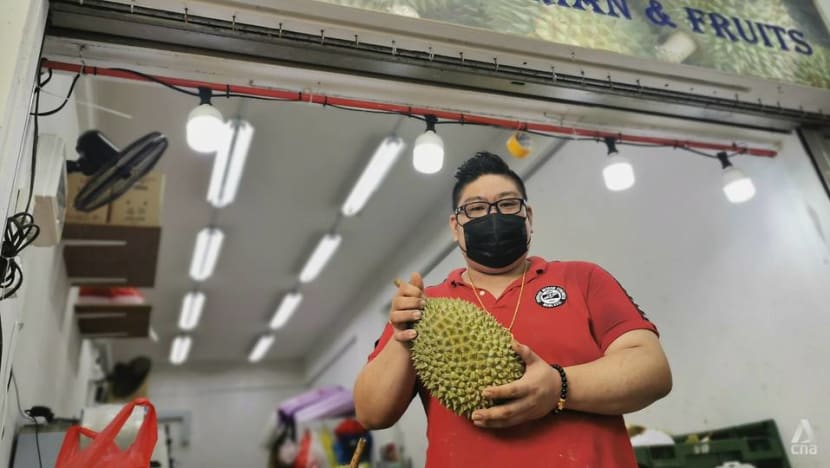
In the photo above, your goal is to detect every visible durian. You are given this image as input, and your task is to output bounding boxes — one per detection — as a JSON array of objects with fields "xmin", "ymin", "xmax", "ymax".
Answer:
[
  {"xmin": 410, "ymin": 297, "xmax": 525, "ymax": 418},
  {"xmin": 318, "ymin": 0, "xmax": 657, "ymax": 53},
  {"xmin": 529, "ymin": 3, "xmax": 658, "ymax": 56},
  {"xmin": 795, "ymin": 43, "xmax": 830, "ymax": 90},
  {"xmin": 315, "ymin": 0, "xmax": 491, "ymax": 29},
  {"xmin": 785, "ymin": 1, "xmax": 830, "ymax": 89}
]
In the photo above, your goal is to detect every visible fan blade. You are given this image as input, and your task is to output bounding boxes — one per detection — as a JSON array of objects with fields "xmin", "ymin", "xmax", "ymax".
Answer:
[{"xmin": 74, "ymin": 132, "xmax": 168, "ymax": 212}]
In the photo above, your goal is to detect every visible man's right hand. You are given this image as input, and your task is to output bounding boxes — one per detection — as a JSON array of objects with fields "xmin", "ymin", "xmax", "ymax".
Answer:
[{"xmin": 389, "ymin": 272, "xmax": 425, "ymax": 343}]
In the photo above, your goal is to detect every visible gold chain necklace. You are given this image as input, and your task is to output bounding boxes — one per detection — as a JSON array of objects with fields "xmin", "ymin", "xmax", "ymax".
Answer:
[{"xmin": 465, "ymin": 261, "xmax": 528, "ymax": 332}]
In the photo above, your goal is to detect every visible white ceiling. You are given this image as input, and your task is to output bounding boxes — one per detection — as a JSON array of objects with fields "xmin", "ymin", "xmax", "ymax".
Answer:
[
  {"xmin": 86, "ymin": 76, "xmax": 551, "ymax": 366},
  {"xmin": 53, "ymin": 7, "xmax": 799, "ymax": 367}
]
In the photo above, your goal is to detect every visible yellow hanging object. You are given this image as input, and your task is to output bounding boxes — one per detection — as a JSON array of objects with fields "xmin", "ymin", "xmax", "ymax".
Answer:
[
  {"xmin": 319, "ymin": 425, "xmax": 338, "ymax": 467},
  {"xmin": 506, "ymin": 131, "xmax": 532, "ymax": 158}
]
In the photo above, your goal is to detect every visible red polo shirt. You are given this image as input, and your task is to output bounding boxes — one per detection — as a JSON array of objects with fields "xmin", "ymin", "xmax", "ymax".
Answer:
[{"xmin": 368, "ymin": 257, "xmax": 659, "ymax": 467}]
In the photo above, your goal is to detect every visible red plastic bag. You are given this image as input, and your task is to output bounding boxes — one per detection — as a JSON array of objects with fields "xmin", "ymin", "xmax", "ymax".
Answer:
[{"xmin": 56, "ymin": 398, "xmax": 157, "ymax": 468}]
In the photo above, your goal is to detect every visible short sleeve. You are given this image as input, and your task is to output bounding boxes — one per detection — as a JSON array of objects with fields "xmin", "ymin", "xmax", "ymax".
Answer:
[
  {"xmin": 586, "ymin": 265, "xmax": 658, "ymax": 352},
  {"xmin": 367, "ymin": 322, "xmax": 395, "ymax": 361}
]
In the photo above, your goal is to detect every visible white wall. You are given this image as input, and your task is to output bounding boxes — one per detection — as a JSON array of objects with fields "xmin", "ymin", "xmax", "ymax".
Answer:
[
  {"xmin": 0, "ymin": 0, "xmax": 46, "ymax": 222},
  {"xmin": 148, "ymin": 364, "xmax": 307, "ymax": 468},
  {"xmin": 527, "ymin": 134, "xmax": 829, "ymax": 468},
  {"xmin": 0, "ymin": 17, "xmax": 99, "ymax": 463},
  {"xmin": 306, "ymin": 132, "xmax": 830, "ymax": 468},
  {"xmin": 817, "ymin": 0, "xmax": 830, "ymax": 31},
  {"xmin": 0, "ymin": 250, "xmax": 97, "ymax": 464}
]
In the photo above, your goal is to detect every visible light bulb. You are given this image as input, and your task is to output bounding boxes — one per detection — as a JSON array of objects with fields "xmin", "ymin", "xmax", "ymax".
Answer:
[
  {"xmin": 413, "ymin": 130, "xmax": 444, "ymax": 174},
  {"xmin": 186, "ymin": 104, "xmax": 224, "ymax": 153},
  {"xmin": 603, "ymin": 154, "xmax": 635, "ymax": 191},
  {"xmin": 722, "ymin": 167, "xmax": 756, "ymax": 203}
]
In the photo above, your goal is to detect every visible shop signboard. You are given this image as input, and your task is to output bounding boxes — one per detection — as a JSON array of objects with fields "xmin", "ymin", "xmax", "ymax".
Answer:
[{"xmin": 315, "ymin": 0, "xmax": 830, "ymax": 89}]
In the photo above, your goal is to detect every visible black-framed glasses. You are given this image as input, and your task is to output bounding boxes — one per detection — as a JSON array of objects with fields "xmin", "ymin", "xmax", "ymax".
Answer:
[{"xmin": 454, "ymin": 198, "xmax": 526, "ymax": 219}]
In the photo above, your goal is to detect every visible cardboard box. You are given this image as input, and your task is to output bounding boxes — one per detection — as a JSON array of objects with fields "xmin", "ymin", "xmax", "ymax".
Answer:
[
  {"xmin": 65, "ymin": 173, "xmax": 110, "ymax": 224},
  {"xmin": 63, "ymin": 224, "xmax": 161, "ymax": 287},
  {"xmin": 109, "ymin": 171, "xmax": 165, "ymax": 226}
]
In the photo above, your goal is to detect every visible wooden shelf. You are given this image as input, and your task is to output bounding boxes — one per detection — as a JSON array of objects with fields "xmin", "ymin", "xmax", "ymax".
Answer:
[
  {"xmin": 75, "ymin": 303, "xmax": 152, "ymax": 338},
  {"xmin": 62, "ymin": 223, "xmax": 161, "ymax": 287}
]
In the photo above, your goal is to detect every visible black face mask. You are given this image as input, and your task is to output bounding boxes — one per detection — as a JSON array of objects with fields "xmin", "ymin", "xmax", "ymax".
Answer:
[{"xmin": 460, "ymin": 213, "xmax": 529, "ymax": 269}]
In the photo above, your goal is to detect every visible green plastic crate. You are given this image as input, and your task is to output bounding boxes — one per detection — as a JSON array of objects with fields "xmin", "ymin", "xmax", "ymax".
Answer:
[
  {"xmin": 634, "ymin": 420, "xmax": 791, "ymax": 468},
  {"xmin": 673, "ymin": 419, "xmax": 790, "ymax": 468},
  {"xmin": 634, "ymin": 444, "xmax": 685, "ymax": 468}
]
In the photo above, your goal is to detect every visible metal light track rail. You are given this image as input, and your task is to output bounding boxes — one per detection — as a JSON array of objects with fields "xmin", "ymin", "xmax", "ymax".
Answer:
[{"xmin": 42, "ymin": 59, "xmax": 777, "ymax": 157}]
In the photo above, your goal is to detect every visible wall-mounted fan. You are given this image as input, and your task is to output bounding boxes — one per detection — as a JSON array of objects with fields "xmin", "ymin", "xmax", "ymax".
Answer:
[
  {"xmin": 107, "ymin": 356, "xmax": 152, "ymax": 402},
  {"xmin": 68, "ymin": 130, "xmax": 168, "ymax": 212}
]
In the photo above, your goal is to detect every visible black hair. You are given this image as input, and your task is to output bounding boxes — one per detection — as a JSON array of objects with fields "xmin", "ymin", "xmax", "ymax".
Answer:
[{"xmin": 452, "ymin": 151, "xmax": 527, "ymax": 209}]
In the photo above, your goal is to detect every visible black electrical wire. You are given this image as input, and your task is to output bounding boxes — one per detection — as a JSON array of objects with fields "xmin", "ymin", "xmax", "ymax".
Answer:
[
  {"xmin": 114, "ymin": 67, "xmax": 301, "ymax": 104},
  {"xmin": 11, "ymin": 370, "xmax": 44, "ymax": 468},
  {"xmin": 38, "ymin": 68, "xmax": 53, "ymax": 89},
  {"xmin": 0, "ymin": 257, "xmax": 22, "ymax": 300},
  {"xmin": 109, "ymin": 67, "xmax": 201, "ymax": 97},
  {"xmin": 327, "ymin": 103, "xmax": 427, "ymax": 119},
  {"xmin": 519, "ymin": 129, "xmax": 582, "ymax": 141},
  {"xmin": 108, "ymin": 67, "xmax": 291, "ymax": 102},
  {"xmin": 39, "ymin": 62, "xmax": 752, "ymax": 161},
  {"xmin": 10, "ymin": 372, "xmax": 28, "ymax": 422},
  {"xmin": 24, "ymin": 71, "xmax": 45, "ymax": 214},
  {"xmin": 433, "ymin": 120, "xmax": 495, "ymax": 128},
  {"xmin": 1, "ymin": 213, "xmax": 40, "ymax": 301},
  {"xmin": 225, "ymin": 93, "xmax": 294, "ymax": 102},
  {"xmin": 1, "ymin": 70, "xmax": 42, "ymax": 300},
  {"xmin": 615, "ymin": 141, "xmax": 675, "ymax": 148},
  {"xmin": 29, "ymin": 415, "xmax": 43, "ymax": 468},
  {"xmin": 442, "ymin": 120, "xmax": 748, "ymax": 160},
  {"xmin": 524, "ymin": 128, "xmax": 750, "ymax": 159},
  {"xmin": 32, "ymin": 72, "xmax": 81, "ymax": 117},
  {"xmin": 681, "ymin": 146, "xmax": 725, "ymax": 159}
]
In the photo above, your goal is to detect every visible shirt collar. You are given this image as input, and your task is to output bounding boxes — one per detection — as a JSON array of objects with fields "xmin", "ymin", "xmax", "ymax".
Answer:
[{"xmin": 448, "ymin": 256, "xmax": 547, "ymax": 287}]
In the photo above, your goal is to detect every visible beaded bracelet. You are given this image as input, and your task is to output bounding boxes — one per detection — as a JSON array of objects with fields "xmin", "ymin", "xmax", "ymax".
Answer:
[{"xmin": 550, "ymin": 364, "xmax": 568, "ymax": 414}]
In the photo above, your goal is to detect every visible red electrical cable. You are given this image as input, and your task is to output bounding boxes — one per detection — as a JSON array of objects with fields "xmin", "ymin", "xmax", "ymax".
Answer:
[{"xmin": 42, "ymin": 59, "xmax": 777, "ymax": 158}]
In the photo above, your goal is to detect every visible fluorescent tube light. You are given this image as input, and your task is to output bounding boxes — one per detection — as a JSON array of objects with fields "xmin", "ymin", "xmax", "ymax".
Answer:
[
  {"xmin": 341, "ymin": 136, "xmax": 405, "ymax": 216},
  {"xmin": 189, "ymin": 228, "xmax": 224, "ymax": 281},
  {"xmin": 207, "ymin": 119, "xmax": 254, "ymax": 208},
  {"xmin": 299, "ymin": 234, "xmax": 342, "ymax": 283},
  {"xmin": 178, "ymin": 291, "xmax": 205, "ymax": 331},
  {"xmin": 270, "ymin": 292, "xmax": 303, "ymax": 330},
  {"xmin": 170, "ymin": 335, "xmax": 192, "ymax": 365},
  {"xmin": 249, "ymin": 335, "xmax": 275, "ymax": 363}
]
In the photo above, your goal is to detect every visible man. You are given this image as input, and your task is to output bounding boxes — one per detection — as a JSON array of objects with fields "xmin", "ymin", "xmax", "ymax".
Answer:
[{"xmin": 354, "ymin": 152, "xmax": 672, "ymax": 467}]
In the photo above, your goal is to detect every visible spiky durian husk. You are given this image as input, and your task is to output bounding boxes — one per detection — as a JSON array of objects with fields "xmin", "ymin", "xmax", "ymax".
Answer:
[
  {"xmin": 531, "ymin": 3, "xmax": 658, "ymax": 56},
  {"xmin": 319, "ymin": 0, "xmax": 656, "ymax": 53},
  {"xmin": 318, "ymin": 0, "xmax": 829, "ymax": 89},
  {"xmin": 316, "ymin": 0, "xmax": 491, "ymax": 28},
  {"xmin": 411, "ymin": 297, "xmax": 525, "ymax": 418},
  {"xmin": 795, "ymin": 45, "xmax": 830, "ymax": 89}
]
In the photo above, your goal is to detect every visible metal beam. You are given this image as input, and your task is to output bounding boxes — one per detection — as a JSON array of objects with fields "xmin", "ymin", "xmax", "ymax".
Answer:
[
  {"xmin": 798, "ymin": 128, "xmax": 830, "ymax": 202},
  {"xmin": 46, "ymin": 0, "xmax": 828, "ymax": 132}
]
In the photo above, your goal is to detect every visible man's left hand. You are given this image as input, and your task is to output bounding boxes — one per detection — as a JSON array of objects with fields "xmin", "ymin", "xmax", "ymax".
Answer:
[{"xmin": 472, "ymin": 340, "xmax": 561, "ymax": 428}]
